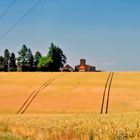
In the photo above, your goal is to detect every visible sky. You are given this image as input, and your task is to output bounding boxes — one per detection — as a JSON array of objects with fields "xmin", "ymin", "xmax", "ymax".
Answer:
[{"xmin": 0, "ymin": 0, "xmax": 140, "ymax": 71}]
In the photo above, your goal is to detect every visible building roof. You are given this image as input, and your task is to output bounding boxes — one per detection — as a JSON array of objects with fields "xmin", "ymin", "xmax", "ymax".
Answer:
[{"xmin": 63, "ymin": 64, "xmax": 73, "ymax": 69}]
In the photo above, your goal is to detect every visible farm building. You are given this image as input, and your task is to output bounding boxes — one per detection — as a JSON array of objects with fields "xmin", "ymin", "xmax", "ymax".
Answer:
[
  {"xmin": 60, "ymin": 64, "xmax": 74, "ymax": 72},
  {"xmin": 75, "ymin": 59, "xmax": 96, "ymax": 72}
]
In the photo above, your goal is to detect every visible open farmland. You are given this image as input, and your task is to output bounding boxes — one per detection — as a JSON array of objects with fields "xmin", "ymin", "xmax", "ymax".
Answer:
[
  {"xmin": 0, "ymin": 72, "xmax": 140, "ymax": 139},
  {"xmin": 0, "ymin": 72, "xmax": 140, "ymax": 114}
]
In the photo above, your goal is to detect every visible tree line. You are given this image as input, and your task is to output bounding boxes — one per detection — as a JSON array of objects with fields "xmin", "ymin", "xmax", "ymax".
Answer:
[{"xmin": 0, "ymin": 43, "xmax": 67, "ymax": 72}]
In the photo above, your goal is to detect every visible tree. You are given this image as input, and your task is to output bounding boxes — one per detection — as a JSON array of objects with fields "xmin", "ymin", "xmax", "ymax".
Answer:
[
  {"xmin": 0, "ymin": 56, "xmax": 4, "ymax": 71},
  {"xmin": 34, "ymin": 51, "xmax": 42, "ymax": 70},
  {"xmin": 17, "ymin": 45, "xmax": 28, "ymax": 71},
  {"xmin": 47, "ymin": 43, "xmax": 67, "ymax": 71},
  {"xmin": 37, "ymin": 56, "xmax": 52, "ymax": 71},
  {"xmin": 27, "ymin": 48, "xmax": 34, "ymax": 71},
  {"xmin": 3, "ymin": 49, "xmax": 10, "ymax": 71},
  {"xmin": 9, "ymin": 52, "xmax": 17, "ymax": 71}
]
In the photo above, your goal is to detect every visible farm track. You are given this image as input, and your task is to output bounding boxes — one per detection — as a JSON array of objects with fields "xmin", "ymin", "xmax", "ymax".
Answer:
[
  {"xmin": 16, "ymin": 78, "xmax": 55, "ymax": 114},
  {"xmin": 100, "ymin": 72, "xmax": 114, "ymax": 114},
  {"xmin": 16, "ymin": 72, "xmax": 115, "ymax": 114}
]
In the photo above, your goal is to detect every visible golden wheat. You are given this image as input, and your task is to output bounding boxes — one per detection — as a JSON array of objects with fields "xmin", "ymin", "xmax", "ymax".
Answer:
[
  {"xmin": 0, "ymin": 113, "xmax": 140, "ymax": 140},
  {"xmin": 0, "ymin": 72, "xmax": 140, "ymax": 114}
]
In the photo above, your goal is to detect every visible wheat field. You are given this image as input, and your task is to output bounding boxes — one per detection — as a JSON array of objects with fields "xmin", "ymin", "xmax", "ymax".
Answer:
[
  {"xmin": 0, "ymin": 72, "xmax": 140, "ymax": 140},
  {"xmin": 0, "ymin": 72, "xmax": 140, "ymax": 114}
]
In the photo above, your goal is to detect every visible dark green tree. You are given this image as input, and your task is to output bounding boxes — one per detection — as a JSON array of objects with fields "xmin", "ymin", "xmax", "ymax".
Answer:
[
  {"xmin": 9, "ymin": 52, "xmax": 17, "ymax": 71},
  {"xmin": 37, "ymin": 56, "xmax": 52, "ymax": 71},
  {"xmin": 34, "ymin": 51, "xmax": 42, "ymax": 70},
  {"xmin": 3, "ymin": 49, "xmax": 10, "ymax": 71},
  {"xmin": 27, "ymin": 48, "xmax": 34, "ymax": 71},
  {"xmin": 0, "ymin": 56, "xmax": 4, "ymax": 71},
  {"xmin": 17, "ymin": 45, "xmax": 28, "ymax": 71},
  {"xmin": 47, "ymin": 43, "xmax": 67, "ymax": 71}
]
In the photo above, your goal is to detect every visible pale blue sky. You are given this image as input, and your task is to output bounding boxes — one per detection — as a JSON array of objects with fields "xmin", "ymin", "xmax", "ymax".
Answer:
[{"xmin": 0, "ymin": 0, "xmax": 140, "ymax": 71}]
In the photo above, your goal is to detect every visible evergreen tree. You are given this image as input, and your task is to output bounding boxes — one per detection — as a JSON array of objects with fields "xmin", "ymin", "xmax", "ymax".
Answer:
[
  {"xmin": 27, "ymin": 48, "xmax": 34, "ymax": 71},
  {"xmin": 17, "ymin": 45, "xmax": 28, "ymax": 71},
  {"xmin": 47, "ymin": 43, "xmax": 67, "ymax": 71},
  {"xmin": 9, "ymin": 52, "xmax": 17, "ymax": 71},
  {"xmin": 34, "ymin": 51, "xmax": 42, "ymax": 70},
  {"xmin": 0, "ymin": 56, "xmax": 4, "ymax": 71},
  {"xmin": 3, "ymin": 49, "xmax": 10, "ymax": 71}
]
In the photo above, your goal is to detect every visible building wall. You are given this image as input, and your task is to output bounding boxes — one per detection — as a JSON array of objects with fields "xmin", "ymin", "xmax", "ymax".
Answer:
[{"xmin": 90, "ymin": 66, "xmax": 96, "ymax": 71}]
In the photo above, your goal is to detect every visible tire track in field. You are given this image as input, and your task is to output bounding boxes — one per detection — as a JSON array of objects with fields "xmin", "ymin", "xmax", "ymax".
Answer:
[
  {"xmin": 16, "ymin": 78, "xmax": 52, "ymax": 114},
  {"xmin": 100, "ymin": 72, "xmax": 114, "ymax": 114},
  {"xmin": 16, "ymin": 73, "xmax": 64, "ymax": 114},
  {"xmin": 100, "ymin": 73, "xmax": 112, "ymax": 114},
  {"xmin": 16, "ymin": 78, "xmax": 55, "ymax": 114}
]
